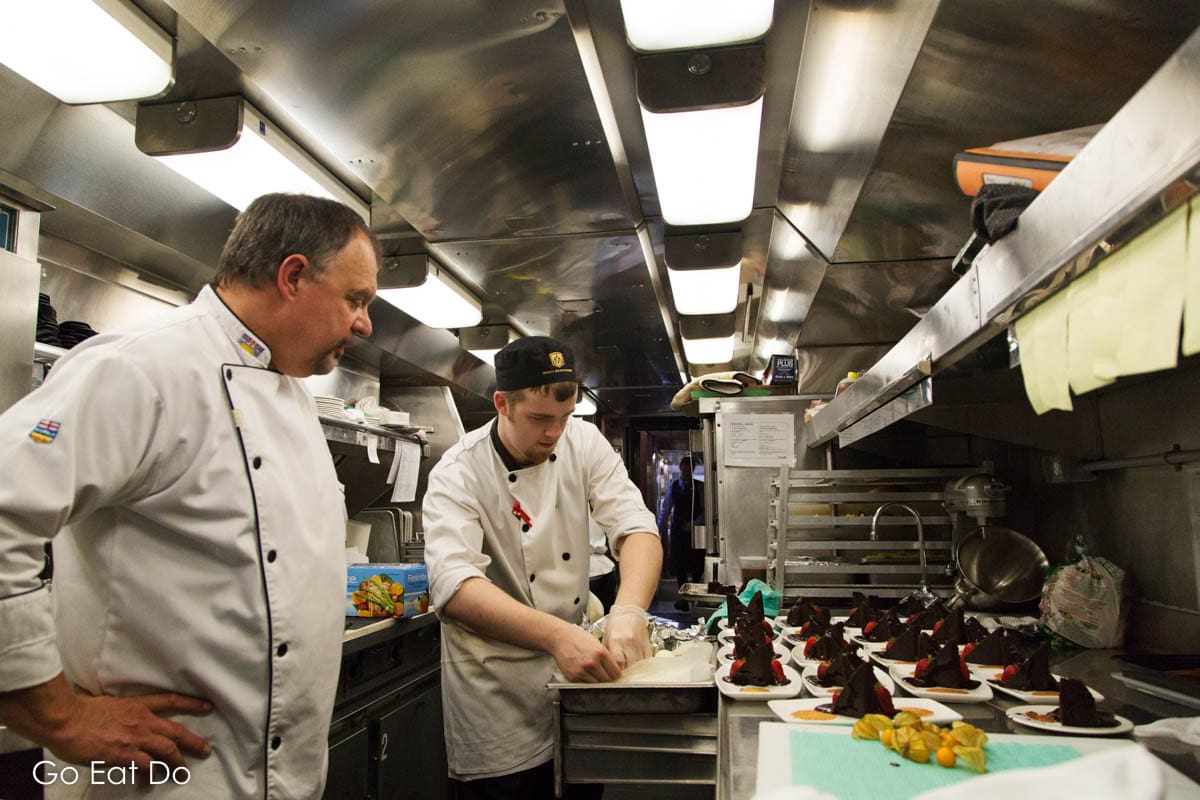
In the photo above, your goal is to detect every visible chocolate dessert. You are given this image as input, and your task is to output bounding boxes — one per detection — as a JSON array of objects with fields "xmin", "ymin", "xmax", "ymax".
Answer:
[
  {"xmin": 726, "ymin": 590, "xmax": 747, "ymax": 627},
  {"xmin": 803, "ymin": 624, "xmax": 850, "ymax": 660},
  {"xmin": 727, "ymin": 640, "xmax": 786, "ymax": 687},
  {"xmin": 1053, "ymin": 678, "xmax": 1117, "ymax": 727},
  {"xmin": 882, "ymin": 625, "xmax": 933, "ymax": 661},
  {"xmin": 930, "ymin": 607, "xmax": 973, "ymax": 645},
  {"xmin": 962, "ymin": 616, "xmax": 989, "ymax": 644},
  {"xmin": 819, "ymin": 662, "xmax": 896, "ymax": 717},
  {"xmin": 895, "ymin": 595, "xmax": 926, "ymax": 616},
  {"xmin": 796, "ymin": 606, "xmax": 832, "ymax": 638},
  {"xmin": 846, "ymin": 591, "xmax": 881, "ymax": 627},
  {"xmin": 811, "ymin": 651, "xmax": 866, "ymax": 687},
  {"xmin": 910, "ymin": 599, "xmax": 949, "ymax": 630},
  {"xmin": 962, "ymin": 628, "xmax": 1022, "ymax": 666},
  {"xmin": 784, "ymin": 597, "xmax": 821, "ymax": 628},
  {"xmin": 861, "ymin": 610, "xmax": 904, "ymax": 643},
  {"xmin": 1000, "ymin": 643, "xmax": 1058, "ymax": 691},
  {"xmin": 910, "ymin": 642, "xmax": 979, "ymax": 689}
]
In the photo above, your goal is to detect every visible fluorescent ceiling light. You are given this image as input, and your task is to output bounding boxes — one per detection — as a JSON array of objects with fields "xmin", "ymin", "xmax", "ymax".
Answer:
[
  {"xmin": 667, "ymin": 264, "xmax": 740, "ymax": 315},
  {"xmin": 3, "ymin": 0, "xmax": 173, "ymax": 104},
  {"xmin": 620, "ymin": 0, "xmax": 775, "ymax": 51},
  {"xmin": 573, "ymin": 391, "xmax": 597, "ymax": 417},
  {"xmin": 460, "ymin": 325, "xmax": 517, "ymax": 365},
  {"xmin": 377, "ymin": 260, "xmax": 482, "ymax": 329},
  {"xmin": 681, "ymin": 334, "xmax": 735, "ymax": 365},
  {"xmin": 147, "ymin": 101, "xmax": 368, "ymax": 219},
  {"xmin": 641, "ymin": 98, "xmax": 762, "ymax": 226}
]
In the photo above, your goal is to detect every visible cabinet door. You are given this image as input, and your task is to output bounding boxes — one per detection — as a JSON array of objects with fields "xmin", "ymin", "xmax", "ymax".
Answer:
[
  {"xmin": 371, "ymin": 682, "xmax": 448, "ymax": 800},
  {"xmin": 324, "ymin": 726, "xmax": 369, "ymax": 800}
]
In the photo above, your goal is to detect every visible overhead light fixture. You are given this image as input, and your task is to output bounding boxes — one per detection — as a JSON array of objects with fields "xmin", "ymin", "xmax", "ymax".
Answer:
[
  {"xmin": 573, "ymin": 389, "xmax": 598, "ymax": 417},
  {"xmin": 637, "ymin": 46, "xmax": 765, "ymax": 226},
  {"xmin": 135, "ymin": 96, "xmax": 368, "ymax": 219},
  {"xmin": 680, "ymin": 312, "xmax": 736, "ymax": 365},
  {"xmin": 665, "ymin": 230, "xmax": 742, "ymax": 315},
  {"xmin": 3, "ymin": 0, "xmax": 174, "ymax": 104},
  {"xmin": 376, "ymin": 254, "xmax": 482, "ymax": 329},
  {"xmin": 460, "ymin": 324, "xmax": 517, "ymax": 365},
  {"xmin": 620, "ymin": 0, "xmax": 775, "ymax": 52}
]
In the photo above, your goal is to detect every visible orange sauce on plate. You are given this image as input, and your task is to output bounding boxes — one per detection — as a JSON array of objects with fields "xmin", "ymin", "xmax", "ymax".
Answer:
[{"xmin": 793, "ymin": 710, "xmax": 836, "ymax": 721}]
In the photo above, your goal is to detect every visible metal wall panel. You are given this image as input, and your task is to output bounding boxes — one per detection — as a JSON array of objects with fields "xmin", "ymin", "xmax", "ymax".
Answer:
[{"xmin": 0, "ymin": 250, "xmax": 40, "ymax": 413}]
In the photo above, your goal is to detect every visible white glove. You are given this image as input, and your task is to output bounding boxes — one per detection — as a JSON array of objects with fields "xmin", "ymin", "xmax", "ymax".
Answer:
[{"xmin": 604, "ymin": 604, "xmax": 652, "ymax": 670}]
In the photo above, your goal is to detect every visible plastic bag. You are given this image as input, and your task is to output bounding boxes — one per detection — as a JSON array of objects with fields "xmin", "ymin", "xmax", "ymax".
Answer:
[{"xmin": 1038, "ymin": 555, "xmax": 1127, "ymax": 648}]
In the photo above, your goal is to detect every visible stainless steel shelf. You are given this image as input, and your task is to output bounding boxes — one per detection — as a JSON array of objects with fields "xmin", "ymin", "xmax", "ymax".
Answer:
[
  {"xmin": 782, "ymin": 540, "xmax": 951, "ymax": 550},
  {"xmin": 779, "ymin": 516, "xmax": 951, "ymax": 528},
  {"xmin": 782, "ymin": 563, "xmax": 950, "ymax": 575},
  {"xmin": 33, "ymin": 341, "xmax": 67, "ymax": 364},
  {"xmin": 318, "ymin": 414, "xmax": 430, "ymax": 456},
  {"xmin": 775, "ymin": 491, "xmax": 945, "ymax": 503}
]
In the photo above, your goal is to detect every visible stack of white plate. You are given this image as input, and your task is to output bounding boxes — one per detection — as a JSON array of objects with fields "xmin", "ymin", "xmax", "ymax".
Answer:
[{"xmin": 314, "ymin": 395, "xmax": 347, "ymax": 419}]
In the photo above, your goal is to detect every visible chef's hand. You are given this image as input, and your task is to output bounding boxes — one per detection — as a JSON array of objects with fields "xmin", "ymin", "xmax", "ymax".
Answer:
[
  {"xmin": 603, "ymin": 604, "xmax": 652, "ymax": 670},
  {"xmin": 549, "ymin": 625, "xmax": 623, "ymax": 683},
  {"xmin": 0, "ymin": 676, "xmax": 213, "ymax": 772}
]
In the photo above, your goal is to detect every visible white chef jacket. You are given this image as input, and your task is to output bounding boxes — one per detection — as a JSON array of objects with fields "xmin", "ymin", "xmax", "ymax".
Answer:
[
  {"xmin": 422, "ymin": 417, "xmax": 657, "ymax": 778},
  {"xmin": 0, "ymin": 286, "xmax": 346, "ymax": 799}
]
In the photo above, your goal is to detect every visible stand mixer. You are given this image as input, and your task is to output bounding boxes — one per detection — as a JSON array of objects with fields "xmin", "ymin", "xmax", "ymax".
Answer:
[{"xmin": 942, "ymin": 474, "xmax": 1049, "ymax": 610}]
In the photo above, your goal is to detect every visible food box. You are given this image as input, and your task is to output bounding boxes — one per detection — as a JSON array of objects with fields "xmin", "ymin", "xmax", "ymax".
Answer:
[{"xmin": 346, "ymin": 563, "xmax": 429, "ymax": 617}]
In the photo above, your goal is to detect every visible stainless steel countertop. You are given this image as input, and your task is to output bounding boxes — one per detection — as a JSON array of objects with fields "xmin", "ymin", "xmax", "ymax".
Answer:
[{"xmin": 718, "ymin": 648, "xmax": 1200, "ymax": 799}]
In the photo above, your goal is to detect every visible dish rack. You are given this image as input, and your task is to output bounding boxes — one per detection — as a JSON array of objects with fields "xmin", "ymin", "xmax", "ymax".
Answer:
[{"xmin": 767, "ymin": 466, "xmax": 979, "ymax": 601}]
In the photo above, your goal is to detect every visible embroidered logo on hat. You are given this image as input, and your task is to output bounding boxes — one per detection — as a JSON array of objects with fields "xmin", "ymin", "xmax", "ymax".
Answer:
[
  {"xmin": 29, "ymin": 418, "xmax": 61, "ymax": 444},
  {"xmin": 549, "ymin": 351, "xmax": 565, "ymax": 368}
]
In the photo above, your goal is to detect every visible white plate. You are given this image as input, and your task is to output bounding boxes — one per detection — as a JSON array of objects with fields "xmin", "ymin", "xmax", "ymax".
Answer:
[
  {"xmin": 715, "ymin": 662, "xmax": 802, "ymax": 701},
  {"xmin": 888, "ymin": 663, "xmax": 994, "ymax": 703},
  {"xmin": 1006, "ymin": 704, "xmax": 1133, "ymax": 736},
  {"xmin": 800, "ymin": 664, "xmax": 895, "ymax": 698},
  {"xmin": 717, "ymin": 641, "xmax": 790, "ymax": 663},
  {"xmin": 766, "ymin": 697, "xmax": 962, "ymax": 726},
  {"xmin": 869, "ymin": 650, "xmax": 915, "ymax": 668},
  {"xmin": 975, "ymin": 672, "xmax": 1104, "ymax": 704}
]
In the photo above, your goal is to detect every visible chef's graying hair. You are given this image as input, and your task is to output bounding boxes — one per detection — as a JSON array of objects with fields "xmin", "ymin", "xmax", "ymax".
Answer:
[
  {"xmin": 502, "ymin": 380, "xmax": 579, "ymax": 406},
  {"xmin": 213, "ymin": 193, "xmax": 381, "ymax": 288}
]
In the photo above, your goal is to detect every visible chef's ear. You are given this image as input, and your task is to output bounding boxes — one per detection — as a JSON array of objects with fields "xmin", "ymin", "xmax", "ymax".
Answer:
[
  {"xmin": 493, "ymin": 390, "xmax": 508, "ymax": 415},
  {"xmin": 277, "ymin": 253, "xmax": 310, "ymax": 299}
]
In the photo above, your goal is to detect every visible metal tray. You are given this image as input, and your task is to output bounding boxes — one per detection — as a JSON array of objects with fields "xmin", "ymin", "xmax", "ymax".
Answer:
[{"xmin": 548, "ymin": 680, "xmax": 717, "ymax": 714}]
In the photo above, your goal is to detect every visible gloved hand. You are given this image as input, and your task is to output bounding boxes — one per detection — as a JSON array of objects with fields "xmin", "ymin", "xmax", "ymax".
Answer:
[{"xmin": 604, "ymin": 604, "xmax": 652, "ymax": 670}]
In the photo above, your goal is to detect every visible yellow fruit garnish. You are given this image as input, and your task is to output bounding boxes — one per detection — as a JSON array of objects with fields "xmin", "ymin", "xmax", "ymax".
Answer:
[
  {"xmin": 948, "ymin": 721, "xmax": 988, "ymax": 749},
  {"xmin": 892, "ymin": 711, "xmax": 922, "ymax": 728},
  {"xmin": 880, "ymin": 728, "xmax": 894, "ymax": 749},
  {"xmin": 954, "ymin": 745, "xmax": 988, "ymax": 774},
  {"xmin": 852, "ymin": 718, "xmax": 880, "ymax": 740},
  {"xmin": 936, "ymin": 747, "xmax": 956, "ymax": 768},
  {"xmin": 906, "ymin": 735, "xmax": 931, "ymax": 764}
]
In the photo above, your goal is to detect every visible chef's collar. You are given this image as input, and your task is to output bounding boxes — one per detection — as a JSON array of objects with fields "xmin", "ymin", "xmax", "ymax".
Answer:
[
  {"xmin": 199, "ymin": 285, "xmax": 273, "ymax": 369},
  {"xmin": 490, "ymin": 418, "xmax": 558, "ymax": 471}
]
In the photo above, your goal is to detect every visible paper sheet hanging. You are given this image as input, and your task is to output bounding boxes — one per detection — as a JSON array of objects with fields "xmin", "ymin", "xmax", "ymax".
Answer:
[
  {"xmin": 1114, "ymin": 203, "xmax": 1186, "ymax": 375},
  {"xmin": 721, "ymin": 413, "xmax": 795, "ymax": 467},
  {"xmin": 1015, "ymin": 288, "xmax": 1072, "ymax": 414},
  {"xmin": 1066, "ymin": 268, "xmax": 1115, "ymax": 395},
  {"xmin": 1184, "ymin": 198, "xmax": 1200, "ymax": 356},
  {"xmin": 388, "ymin": 440, "xmax": 421, "ymax": 502}
]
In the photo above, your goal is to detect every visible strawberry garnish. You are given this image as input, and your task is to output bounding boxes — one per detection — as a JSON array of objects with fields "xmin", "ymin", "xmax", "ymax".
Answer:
[
  {"xmin": 804, "ymin": 636, "xmax": 819, "ymax": 657},
  {"xmin": 906, "ymin": 614, "xmax": 917, "ymax": 625},
  {"xmin": 863, "ymin": 620, "xmax": 877, "ymax": 635},
  {"xmin": 1001, "ymin": 664, "xmax": 1020, "ymax": 683},
  {"xmin": 770, "ymin": 659, "xmax": 786, "ymax": 684},
  {"xmin": 762, "ymin": 620, "xmax": 775, "ymax": 639},
  {"xmin": 874, "ymin": 683, "xmax": 896, "ymax": 716},
  {"xmin": 730, "ymin": 658, "xmax": 744, "ymax": 678},
  {"xmin": 914, "ymin": 656, "xmax": 931, "ymax": 680},
  {"xmin": 962, "ymin": 642, "xmax": 976, "ymax": 658},
  {"xmin": 817, "ymin": 661, "xmax": 830, "ymax": 681},
  {"xmin": 932, "ymin": 619, "xmax": 944, "ymax": 633},
  {"xmin": 960, "ymin": 657, "xmax": 971, "ymax": 682}
]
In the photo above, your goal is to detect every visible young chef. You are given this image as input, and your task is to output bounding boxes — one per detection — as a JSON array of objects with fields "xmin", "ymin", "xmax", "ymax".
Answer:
[
  {"xmin": 422, "ymin": 336, "xmax": 662, "ymax": 799},
  {"xmin": 0, "ymin": 193, "xmax": 379, "ymax": 797}
]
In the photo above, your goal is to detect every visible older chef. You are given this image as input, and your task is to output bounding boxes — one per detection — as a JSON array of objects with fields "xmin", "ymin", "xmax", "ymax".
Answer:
[
  {"xmin": 0, "ymin": 193, "xmax": 379, "ymax": 798},
  {"xmin": 423, "ymin": 336, "xmax": 662, "ymax": 799}
]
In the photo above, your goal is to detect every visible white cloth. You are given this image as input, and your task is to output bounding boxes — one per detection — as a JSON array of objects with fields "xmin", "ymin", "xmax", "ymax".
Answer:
[
  {"xmin": 1135, "ymin": 717, "xmax": 1200, "ymax": 747},
  {"xmin": 0, "ymin": 286, "xmax": 346, "ymax": 798},
  {"xmin": 914, "ymin": 744, "xmax": 1165, "ymax": 800},
  {"xmin": 587, "ymin": 515, "xmax": 615, "ymax": 579},
  {"xmin": 422, "ymin": 417, "xmax": 657, "ymax": 778}
]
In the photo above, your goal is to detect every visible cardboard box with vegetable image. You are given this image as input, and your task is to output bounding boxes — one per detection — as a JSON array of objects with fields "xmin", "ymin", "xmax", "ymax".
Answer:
[{"xmin": 347, "ymin": 563, "xmax": 429, "ymax": 618}]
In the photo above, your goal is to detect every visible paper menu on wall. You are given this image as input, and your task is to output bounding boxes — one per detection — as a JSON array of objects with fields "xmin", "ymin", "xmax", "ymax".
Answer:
[
  {"xmin": 722, "ymin": 413, "xmax": 795, "ymax": 467},
  {"xmin": 1184, "ymin": 196, "xmax": 1200, "ymax": 356},
  {"xmin": 388, "ymin": 439, "xmax": 421, "ymax": 502}
]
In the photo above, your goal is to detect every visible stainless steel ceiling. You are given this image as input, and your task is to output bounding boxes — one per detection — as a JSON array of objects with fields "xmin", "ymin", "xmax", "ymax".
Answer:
[{"xmin": 1, "ymin": 0, "xmax": 1197, "ymax": 416}]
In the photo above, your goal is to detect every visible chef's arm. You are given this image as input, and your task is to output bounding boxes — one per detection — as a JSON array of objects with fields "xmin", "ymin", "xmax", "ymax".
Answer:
[
  {"xmin": 602, "ymin": 532, "xmax": 661, "ymax": 669},
  {"xmin": 0, "ymin": 674, "xmax": 212, "ymax": 769},
  {"xmin": 442, "ymin": 577, "xmax": 622, "ymax": 682}
]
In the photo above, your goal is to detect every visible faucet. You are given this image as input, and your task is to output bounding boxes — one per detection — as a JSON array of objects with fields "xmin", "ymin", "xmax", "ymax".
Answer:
[{"xmin": 871, "ymin": 502, "xmax": 937, "ymax": 606}]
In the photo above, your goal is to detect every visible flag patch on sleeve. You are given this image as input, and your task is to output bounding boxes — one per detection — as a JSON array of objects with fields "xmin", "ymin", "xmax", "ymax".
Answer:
[{"xmin": 29, "ymin": 419, "xmax": 61, "ymax": 444}]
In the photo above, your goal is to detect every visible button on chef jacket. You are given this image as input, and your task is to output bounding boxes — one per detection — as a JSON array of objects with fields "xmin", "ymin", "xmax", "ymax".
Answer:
[
  {"xmin": 423, "ymin": 417, "xmax": 658, "ymax": 778},
  {"xmin": 0, "ymin": 286, "xmax": 346, "ymax": 799}
]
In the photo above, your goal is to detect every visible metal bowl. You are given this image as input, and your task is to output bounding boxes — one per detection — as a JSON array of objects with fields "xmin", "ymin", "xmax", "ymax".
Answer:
[{"xmin": 953, "ymin": 525, "xmax": 1049, "ymax": 609}]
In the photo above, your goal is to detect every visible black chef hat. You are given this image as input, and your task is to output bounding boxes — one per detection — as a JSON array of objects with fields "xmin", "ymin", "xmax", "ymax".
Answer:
[{"xmin": 495, "ymin": 336, "xmax": 577, "ymax": 391}]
